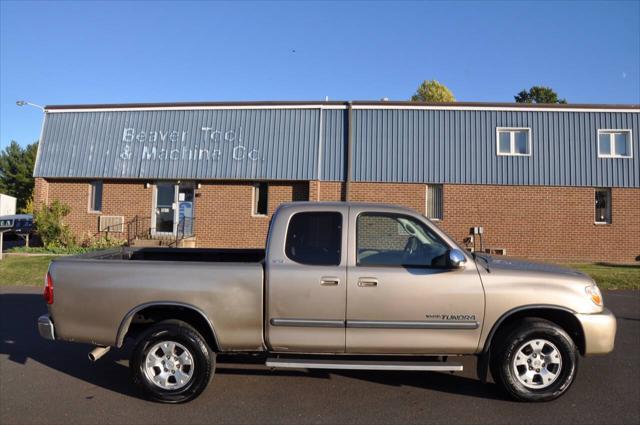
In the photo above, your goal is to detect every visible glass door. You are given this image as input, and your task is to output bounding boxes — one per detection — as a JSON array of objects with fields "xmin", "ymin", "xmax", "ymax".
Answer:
[
  {"xmin": 154, "ymin": 183, "xmax": 176, "ymax": 235},
  {"xmin": 177, "ymin": 183, "xmax": 194, "ymax": 237}
]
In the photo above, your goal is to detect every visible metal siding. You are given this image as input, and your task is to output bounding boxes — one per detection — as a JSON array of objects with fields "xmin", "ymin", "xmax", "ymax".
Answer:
[
  {"xmin": 351, "ymin": 109, "xmax": 639, "ymax": 187},
  {"xmin": 34, "ymin": 107, "xmax": 639, "ymax": 187},
  {"xmin": 318, "ymin": 109, "xmax": 345, "ymax": 181},
  {"xmin": 35, "ymin": 109, "xmax": 324, "ymax": 181}
]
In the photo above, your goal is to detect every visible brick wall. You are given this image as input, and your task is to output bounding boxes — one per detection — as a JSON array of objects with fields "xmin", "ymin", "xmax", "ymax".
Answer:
[
  {"xmin": 34, "ymin": 178, "xmax": 152, "ymax": 243},
  {"xmin": 194, "ymin": 181, "xmax": 308, "ymax": 248},
  {"xmin": 309, "ymin": 180, "xmax": 344, "ymax": 202},
  {"xmin": 313, "ymin": 181, "xmax": 639, "ymax": 264},
  {"xmin": 35, "ymin": 179, "xmax": 308, "ymax": 248},
  {"xmin": 33, "ymin": 177, "xmax": 49, "ymax": 206},
  {"xmin": 35, "ymin": 177, "xmax": 639, "ymax": 263},
  {"xmin": 438, "ymin": 185, "xmax": 640, "ymax": 263}
]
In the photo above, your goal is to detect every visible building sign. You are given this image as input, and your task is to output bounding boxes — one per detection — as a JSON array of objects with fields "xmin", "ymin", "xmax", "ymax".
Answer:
[
  {"xmin": 34, "ymin": 108, "xmax": 328, "ymax": 180},
  {"xmin": 120, "ymin": 127, "xmax": 263, "ymax": 163}
]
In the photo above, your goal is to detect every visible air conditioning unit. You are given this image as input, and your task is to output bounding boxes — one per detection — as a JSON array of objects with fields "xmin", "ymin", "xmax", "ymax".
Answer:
[{"xmin": 99, "ymin": 216, "xmax": 124, "ymax": 233}]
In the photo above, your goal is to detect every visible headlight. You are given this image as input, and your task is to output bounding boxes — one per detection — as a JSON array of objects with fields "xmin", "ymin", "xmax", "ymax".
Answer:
[{"xmin": 585, "ymin": 284, "xmax": 603, "ymax": 306}]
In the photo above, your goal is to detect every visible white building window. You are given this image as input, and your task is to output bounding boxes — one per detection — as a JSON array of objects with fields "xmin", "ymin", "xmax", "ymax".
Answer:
[
  {"xmin": 598, "ymin": 130, "xmax": 632, "ymax": 158},
  {"xmin": 496, "ymin": 128, "xmax": 531, "ymax": 156},
  {"xmin": 252, "ymin": 182, "xmax": 268, "ymax": 216},
  {"xmin": 426, "ymin": 185, "xmax": 443, "ymax": 220},
  {"xmin": 595, "ymin": 188, "xmax": 611, "ymax": 224}
]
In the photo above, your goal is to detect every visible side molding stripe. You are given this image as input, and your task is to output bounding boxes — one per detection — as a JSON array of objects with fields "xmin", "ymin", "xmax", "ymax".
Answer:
[
  {"xmin": 270, "ymin": 318, "xmax": 345, "ymax": 328},
  {"xmin": 269, "ymin": 319, "xmax": 479, "ymax": 330},
  {"xmin": 347, "ymin": 320, "xmax": 479, "ymax": 330}
]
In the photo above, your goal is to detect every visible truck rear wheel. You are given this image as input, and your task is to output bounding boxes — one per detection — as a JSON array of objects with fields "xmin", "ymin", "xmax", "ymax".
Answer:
[
  {"xmin": 490, "ymin": 318, "xmax": 578, "ymax": 402},
  {"xmin": 130, "ymin": 320, "xmax": 214, "ymax": 403}
]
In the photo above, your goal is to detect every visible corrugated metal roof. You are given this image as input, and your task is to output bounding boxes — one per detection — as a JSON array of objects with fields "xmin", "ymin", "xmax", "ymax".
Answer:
[
  {"xmin": 34, "ymin": 103, "xmax": 640, "ymax": 187},
  {"xmin": 44, "ymin": 100, "xmax": 639, "ymax": 111}
]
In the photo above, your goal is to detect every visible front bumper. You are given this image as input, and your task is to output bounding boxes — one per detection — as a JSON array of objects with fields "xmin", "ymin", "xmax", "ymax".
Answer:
[
  {"xmin": 576, "ymin": 308, "xmax": 616, "ymax": 355},
  {"xmin": 37, "ymin": 314, "xmax": 55, "ymax": 341}
]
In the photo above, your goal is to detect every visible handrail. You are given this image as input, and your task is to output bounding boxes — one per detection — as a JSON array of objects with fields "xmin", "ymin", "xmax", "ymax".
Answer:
[{"xmin": 99, "ymin": 215, "xmax": 196, "ymax": 247}]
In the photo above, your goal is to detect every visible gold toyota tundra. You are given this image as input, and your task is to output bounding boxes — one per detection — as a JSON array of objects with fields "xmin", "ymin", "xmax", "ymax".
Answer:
[{"xmin": 37, "ymin": 202, "xmax": 616, "ymax": 403}]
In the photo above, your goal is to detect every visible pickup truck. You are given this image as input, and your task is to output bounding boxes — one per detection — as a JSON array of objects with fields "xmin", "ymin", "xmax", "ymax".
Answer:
[{"xmin": 37, "ymin": 202, "xmax": 616, "ymax": 403}]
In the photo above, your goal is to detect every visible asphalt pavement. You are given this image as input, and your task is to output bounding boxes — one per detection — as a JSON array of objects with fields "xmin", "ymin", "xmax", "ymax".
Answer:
[{"xmin": 1, "ymin": 286, "xmax": 638, "ymax": 425}]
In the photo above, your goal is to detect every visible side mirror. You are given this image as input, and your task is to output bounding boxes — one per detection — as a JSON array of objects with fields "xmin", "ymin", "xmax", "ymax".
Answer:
[{"xmin": 448, "ymin": 249, "xmax": 467, "ymax": 269}]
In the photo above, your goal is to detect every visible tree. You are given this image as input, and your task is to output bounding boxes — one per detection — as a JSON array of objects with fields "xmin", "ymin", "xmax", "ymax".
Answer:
[
  {"xmin": 0, "ymin": 141, "xmax": 38, "ymax": 211},
  {"xmin": 411, "ymin": 80, "xmax": 456, "ymax": 102},
  {"xmin": 515, "ymin": 86, "xmax": 567, "ymax": 104}
]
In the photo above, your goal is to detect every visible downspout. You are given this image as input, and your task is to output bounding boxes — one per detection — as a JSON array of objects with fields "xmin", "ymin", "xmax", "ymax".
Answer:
[
  {"xmin": 345, "ymin": 101, "xmax": 353, "ymax": 201},
  {"xmin": 316, "ymin": 107, "xmax": 324, "ymax": 201}
]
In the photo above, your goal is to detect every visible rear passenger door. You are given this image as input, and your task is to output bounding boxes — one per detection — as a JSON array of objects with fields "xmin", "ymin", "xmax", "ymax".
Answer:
[{"xmin": 266, "ymin": 205, "xmax": 348, "ymax": 353}]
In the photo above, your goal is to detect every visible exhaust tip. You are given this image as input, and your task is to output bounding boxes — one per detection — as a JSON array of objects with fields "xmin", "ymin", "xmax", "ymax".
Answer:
[{"xmin": 88, "ymin": 346, "xmax": 110, "ymax": 362}]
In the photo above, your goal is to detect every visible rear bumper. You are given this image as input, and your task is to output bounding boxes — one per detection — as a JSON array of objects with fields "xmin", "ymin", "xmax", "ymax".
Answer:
[
  {"xmin": 576, "ymin": 308, "xmax": 616, "ymax": 355},
  {"xmin": 37, "ymin": 314, "xmax": 55, "ymax": 341}
]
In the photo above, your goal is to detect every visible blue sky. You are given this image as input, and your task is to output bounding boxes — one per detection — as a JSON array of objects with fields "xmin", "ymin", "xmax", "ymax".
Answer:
[{"xmin": 1, "ymin": 0, "xmax": 639, "ymax": 149}]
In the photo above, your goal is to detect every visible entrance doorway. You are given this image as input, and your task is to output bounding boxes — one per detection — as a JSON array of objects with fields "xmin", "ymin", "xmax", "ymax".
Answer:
[{"xmin": 152, "ymin": 182, "xmax": 195, "ymax": 237}]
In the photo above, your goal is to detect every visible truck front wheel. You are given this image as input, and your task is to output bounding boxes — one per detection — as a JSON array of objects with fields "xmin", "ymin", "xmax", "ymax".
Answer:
[
  {"xmin": 490, "ymin": 318, "xmax": 578, "ymax": 402},
  {"xmin": 130, "ymin": 320, "xmax": 214, "ymax": 403}
]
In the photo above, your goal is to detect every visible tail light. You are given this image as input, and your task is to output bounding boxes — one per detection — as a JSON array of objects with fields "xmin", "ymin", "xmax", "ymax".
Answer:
[{"xmin": 43, "ymin": 272, "xmax": 54, "ymax": 305}]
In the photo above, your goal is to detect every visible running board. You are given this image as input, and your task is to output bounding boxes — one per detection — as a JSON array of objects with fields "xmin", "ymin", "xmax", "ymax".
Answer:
[{"xmin": 265, "ymin": 358, "xmax": 463, "ymax": 372}]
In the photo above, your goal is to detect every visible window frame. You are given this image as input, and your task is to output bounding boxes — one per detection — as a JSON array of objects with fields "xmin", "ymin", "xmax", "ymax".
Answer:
[
  {"xmin": 594, "ymin": 188, "xmax": 612, "ymax": 225},
  {"xmin": 252, "ymin": 182, "xmax": 269, "ymax": 217},
  {"xmin": 355, "ymin": 211, "xmax": 451, "ymax": 269},
  {"xmin": 284, "ymin": 211, "xmax": 343, "ymax": 266},
  {"xmin": 496, "ymin": 127, "xmax": 532, "ymax": 157},
  {"xmin": 425, "ymin": 184, "xmax": 443, "ymax": 221},
  {"xmin": 88, "ymin": 180, "xmax": 103, "ymax": 213},
  {"xmin": 597, "ymin": 129, "xmax": 633, "ymax": 159}
]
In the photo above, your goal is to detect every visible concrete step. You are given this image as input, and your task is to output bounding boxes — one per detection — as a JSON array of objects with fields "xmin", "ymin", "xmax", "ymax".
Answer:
[
  {"xmin": 130, "ymin": 239, "xmax": 162, "ymax": 247},
  {"xmin": 130, "ymin": 237, "xmax": 197, "ymax": 248}
]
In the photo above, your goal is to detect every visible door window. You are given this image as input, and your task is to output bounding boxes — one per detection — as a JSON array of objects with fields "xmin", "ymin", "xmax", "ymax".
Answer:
[
  {"xmin": 356, "ymin": 213, "xmax": 449, "ymax": 268},
  {"xmin": 285, "ymin": 212, "xmax": 342, "ymax": 266},
  {"xmin": 155, "ymin": 183, "xmax": 175, "ymax": 233},
  {"xmin": 178, "ymin": 184, "xmax": 195, "ymax": 236}
]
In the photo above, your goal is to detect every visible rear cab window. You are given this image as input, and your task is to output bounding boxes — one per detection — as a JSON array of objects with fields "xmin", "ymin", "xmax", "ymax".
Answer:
[{"xmin": 285, "ymin": 212, "xmax": 342, "ymax": 266}]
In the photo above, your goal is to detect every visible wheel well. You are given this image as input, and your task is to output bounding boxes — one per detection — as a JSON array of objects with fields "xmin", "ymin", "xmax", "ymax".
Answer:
[
  {"xmin": 122, "ymin": 305, "xmax": 220, "ymax": 352},
  {"xmin": 486, "ymin": 308, "xmax": 586, "ymax": 356}
]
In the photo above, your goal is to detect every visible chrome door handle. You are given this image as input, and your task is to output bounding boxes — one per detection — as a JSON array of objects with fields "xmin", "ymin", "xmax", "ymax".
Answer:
[
  {"xmin": 358, "ymin": 278, "xmax": 378, "ymax": 287},
  {"xmin": 320, "ymin": 277, "xmax": 340, "ymax": 286}
]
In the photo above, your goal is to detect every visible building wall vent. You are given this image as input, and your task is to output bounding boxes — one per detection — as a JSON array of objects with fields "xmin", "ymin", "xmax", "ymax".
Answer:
[
  {"xmin": 484, "ymin": 247, "xmax": 507, "ymax": 256},
  {"xmin": 99, "ymin": 215, "xmax": 124, "ymax": 233}
]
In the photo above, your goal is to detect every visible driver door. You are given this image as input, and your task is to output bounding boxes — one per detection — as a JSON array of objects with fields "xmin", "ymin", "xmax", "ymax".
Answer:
[{"xmin": 345, "ymin": 207, "xmax": 485, "ymax": 354}]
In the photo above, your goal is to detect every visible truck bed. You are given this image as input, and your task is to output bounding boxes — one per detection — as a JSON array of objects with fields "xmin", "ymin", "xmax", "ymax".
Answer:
[{"xmin": 48, "ymin": 247, "xmax": 265, "ymax": 351}]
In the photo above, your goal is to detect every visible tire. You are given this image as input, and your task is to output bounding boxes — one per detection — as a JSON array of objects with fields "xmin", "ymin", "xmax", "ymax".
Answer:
[
  {"xmin": 130, "ymin": 320, "xmax": 214, "ymax": 403},
  {"xmin": 490, "ymin": 318, "xmax": 578, "ymax": 402}
]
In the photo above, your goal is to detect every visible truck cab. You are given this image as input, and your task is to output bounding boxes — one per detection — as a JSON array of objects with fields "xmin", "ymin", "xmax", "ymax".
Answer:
[{"xmin": 265, "ymin": 202, "xmax": 483, "ymax": 354}]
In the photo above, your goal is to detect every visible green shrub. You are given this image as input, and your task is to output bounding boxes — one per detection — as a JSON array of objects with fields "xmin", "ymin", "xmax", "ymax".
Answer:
[
  {"xmin": 82, "ymin": 234, "xmax": 126, "ymax": 250},
  {"xmin": 8, "ymin": 246, "xmax": 89, "ymax": 255},
  {"xmin": 33, "ymin": 200, "xmax": 76, "ymax": 249}
]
